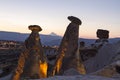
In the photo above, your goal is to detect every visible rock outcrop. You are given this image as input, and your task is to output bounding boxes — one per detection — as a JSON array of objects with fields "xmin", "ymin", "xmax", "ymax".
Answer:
[
  {"xmin": 97, "ymin": 29, "xmax": 109, "ymax": 39},
  {"xmin": 80, "ymin": 48, "xmax": 97, "ymax": 61},
  {"xmin": 1, "ymin": 73, "xmax": 118, "ymax": 80},
  {"xmin": 96, "ymin": 29, "xmax": 109, "ymax": 43},
  {"xmin": 51, "ymin": 16, "xmax": 86, "ymax": 76},
  {"xmin": 84, "ymin": 40, "xmax": 120, "ymax": 74},
  {"xmin": 11, "ymin": 25, "xmax": 48, "ymax": 80},
  {"xmin": 39, "ymin": 75, "xmax": 117, "ymax": 80}
]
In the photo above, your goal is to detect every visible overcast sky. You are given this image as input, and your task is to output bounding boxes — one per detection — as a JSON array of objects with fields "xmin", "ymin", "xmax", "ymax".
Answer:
[{"xmin": 0, "ymin": 0, "xmax": 120, "ymax": 38}]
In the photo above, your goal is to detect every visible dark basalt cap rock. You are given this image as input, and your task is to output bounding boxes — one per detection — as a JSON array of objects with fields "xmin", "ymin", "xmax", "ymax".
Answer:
[
  {"xmin": 68, "ymin": 16, "xmax": 82, "ymax": 25},
  {"xmin": 97, "ymin": 29, "xmax": 109, "ymax": 39},
  {"xmin": 28, "ymin": 25, "xmax": 42, "ymax": 32}
]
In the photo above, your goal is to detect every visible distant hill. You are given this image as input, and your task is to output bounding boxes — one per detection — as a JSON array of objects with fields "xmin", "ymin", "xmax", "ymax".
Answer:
[
  {"xmin": 49, "ymin": 32, "xmax": 58, "ymax": 36},
  {"xmin": 109, "ymin": 38, "xmax": 120, "ymax": 43},
  {"xmin": 0, "ymin": 31, "xmax": 28, "ymax": 41},
  {"xmin": 0, "ymin": 31, "xmax": 120, "ymax": 46},
  {"xmin": 0, "ymin": 31, "xmax": 62, "ymax": 45}
]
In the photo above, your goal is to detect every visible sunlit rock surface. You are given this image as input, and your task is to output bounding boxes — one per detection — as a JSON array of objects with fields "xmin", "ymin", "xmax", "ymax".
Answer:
[
  {"xmin": 11, "ymin": 25, "xmax": 48, "ymax": 80},
  {"xmin": 51, "ymin": 16, "xmax": 86, "ymax": 76}
]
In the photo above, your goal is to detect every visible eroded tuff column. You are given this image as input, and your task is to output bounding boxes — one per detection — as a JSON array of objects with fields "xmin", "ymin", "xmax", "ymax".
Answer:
[
  {"xmin": 11, "ymin": 25, "xmax": 48, "ymax": 80},
  {"xmin": 51, "ymin": 16, "xmax": 86, "ymax": 76}
]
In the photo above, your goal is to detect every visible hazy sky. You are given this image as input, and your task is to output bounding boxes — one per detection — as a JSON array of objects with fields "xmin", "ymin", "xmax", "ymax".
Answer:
[{"xmin": 0, "ymin": 0, "xmax": 120, "ymax": 38}]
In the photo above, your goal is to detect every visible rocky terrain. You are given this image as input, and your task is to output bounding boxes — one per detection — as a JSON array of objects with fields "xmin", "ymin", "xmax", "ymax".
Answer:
[
  {"xmin": 0, "ymin": 74, "xmax": 119, "ymax": 80},
  {"xmin": 0, "ymin": 17, "xmax": 120, "ymax": 80},
  {"xmin": 0, "ymin": 40, "xmax": 120, "ymax": 80}
]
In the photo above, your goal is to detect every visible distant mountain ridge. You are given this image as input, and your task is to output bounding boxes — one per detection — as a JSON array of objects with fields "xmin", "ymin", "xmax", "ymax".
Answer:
[
  {"xmin": 0, "ymin": 31, "xmax": 120, "ymax": 46},
  {"xmin": 49, "ymin": 32, "xmax": 58, "ymax": 36},
  {"xmin": 0, "ymin": 31, "xmax": 62, "ymax": 45}
]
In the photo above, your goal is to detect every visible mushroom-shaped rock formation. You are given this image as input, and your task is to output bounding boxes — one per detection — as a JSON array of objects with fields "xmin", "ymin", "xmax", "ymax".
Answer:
[
  {"xmin": 51, "ymin": 16, "xmax": 86, "ymax": 76},
  {"xmin": 95, "ymin": 29, "xmax": 109, "ymax": 44},
  {"xmin": 97, "ymin": 29, "xmax": 109, "ymax": 39},
  {"xmin": 11, "ymin": 25, "xmax": 47, "ymax": 80}
]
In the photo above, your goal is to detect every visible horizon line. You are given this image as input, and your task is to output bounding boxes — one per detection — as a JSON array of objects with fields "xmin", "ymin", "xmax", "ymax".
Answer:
[{"xmin": 0, "ymin": 30, "xmax": 120, "ymax": 39}]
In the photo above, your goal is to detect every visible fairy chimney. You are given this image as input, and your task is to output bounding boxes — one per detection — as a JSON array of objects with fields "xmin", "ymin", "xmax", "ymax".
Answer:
[
  {"xmin": 11, "ymin": 25, "xmax": 48, "ymax": 80},
  {"xmin": 51, "ymin": 16, "xmax": 86, "ymax": 76}
]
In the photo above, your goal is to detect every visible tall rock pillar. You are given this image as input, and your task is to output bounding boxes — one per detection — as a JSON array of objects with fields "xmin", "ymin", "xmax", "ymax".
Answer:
[
  {"xmin": 51, "ymin": 16, "xmax": 86, "ymax": 76},
  {"xmin": 11, "ymin": 25, "xmax": 48, "ymax": 80}
]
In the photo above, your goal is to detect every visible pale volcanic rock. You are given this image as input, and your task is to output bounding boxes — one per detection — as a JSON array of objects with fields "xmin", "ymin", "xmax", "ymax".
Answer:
[
  {"xmin": 84, "ymin": 40, "xmax": 120, "ymax": 77},
  {"xmin": 63, "ymin": 68, "xmax": 80, "ymax": 76},
  {"xmin": 30, "ymin": 75, "xmax": 117, "ymax": 80},
  {"xmin": 0, "ymin": 74, "xmax": 118, "ymax": 80}
]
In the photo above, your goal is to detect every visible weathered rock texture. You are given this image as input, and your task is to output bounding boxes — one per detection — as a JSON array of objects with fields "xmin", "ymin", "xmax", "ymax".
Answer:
[
  {"xmin": 11, "ymin": 25, "xmax": 48, "ymax": 80},
  {"xmin": 32, "ymin": 75, "xmax": 117, "ymax": 80},
  {"xmin": 95, "ymin": 29, "xmax": 109, "ymax": 48},
  {"xmin": 80, "ymin": 48, "xmax": 97, "ymax": 61},
  {"xmin": 51, "ymin": 16, "xmax": 86, "ymax": 76},
  {"xmin": 97, "ymin": 29, "xmax": 109, "ymax": 39},
  {"xmin": 84, "ymin": 40, "xmax": 120, "ymax": 74},
  {"xmin": 1, "ymin": 74, "xmax": 118, "ymax": 80}
]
